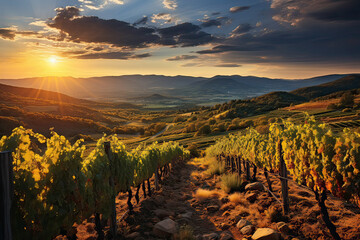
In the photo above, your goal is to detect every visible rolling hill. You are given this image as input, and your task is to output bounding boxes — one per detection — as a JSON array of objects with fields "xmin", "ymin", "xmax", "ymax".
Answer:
[
  {"xmin": 291, "ymin": 74, "xmax": 360, "ymax": 99},
  {"xmin": 0, "ymin": 74, "xmax": 355, "ymax": 101}
]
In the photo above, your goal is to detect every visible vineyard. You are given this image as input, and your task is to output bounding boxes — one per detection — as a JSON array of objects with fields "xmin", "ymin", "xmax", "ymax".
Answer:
[
  {"xmin": 206, "ymin": 116, "xmax": 360, "ymax": 239},
  {"xmin": 0, "ymin": 127, "xmax": 189, "ymax": 240}
]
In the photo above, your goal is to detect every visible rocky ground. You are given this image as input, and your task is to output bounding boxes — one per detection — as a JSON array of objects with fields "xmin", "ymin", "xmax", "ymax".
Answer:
[{"xmin": 67, "ymin": 157, "xmax": 360, "ymax": 240}]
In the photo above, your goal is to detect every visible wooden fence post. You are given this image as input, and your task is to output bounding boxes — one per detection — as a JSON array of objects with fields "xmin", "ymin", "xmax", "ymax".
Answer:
[
  {"xmin": 246, "ymin": 161, "xmax": 250, "ymax": 181},
  {"xmin": 278, "ymin": 140, "xmax": 289, "ymax": 215},
  {"xmin": 264, "ymin": 168, "xmax": 273, "ymax": 197},
  {"xmin": 155, "ymin": 168, "xmax": 160, "ymax": 190},
  {"xmin": 237, "ymin": 156, "xmax": 242, "ymax": 176},
  {"xmin": 104, "ymin": 142, "xmax": 117, "ymax": 238},
  {"xmin": 1, "ymin": 151, "xmax": 13, "ymax": 240}
]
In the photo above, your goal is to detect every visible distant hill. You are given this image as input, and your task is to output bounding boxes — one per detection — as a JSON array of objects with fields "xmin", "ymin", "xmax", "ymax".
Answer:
[
  {"xmin": 183, "ymin": 77, "xmax": 255, "ymax": 94},
  {"xmin": 291, "ymin": 75, "xmax": 360, "ymax": 99},
  {"xmin": 253, "ymin": 91, "xmax": 307, "ymax": 105},
  {"xmin": 133, "ymin": 94, "xmax": 183, "ymax": 102},
  {"xmin": 0, "ymin": 83, "xmax": 91, "ymax": 105},
  {"xmin": 0, "ymin": 74, "xmax": 355, "ymax": 101}
]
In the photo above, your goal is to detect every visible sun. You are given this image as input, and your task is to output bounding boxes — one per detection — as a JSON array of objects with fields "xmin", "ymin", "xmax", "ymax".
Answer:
[{"xmin": 48, "ymin": 56, "xmax": 58, "ymax": 65}]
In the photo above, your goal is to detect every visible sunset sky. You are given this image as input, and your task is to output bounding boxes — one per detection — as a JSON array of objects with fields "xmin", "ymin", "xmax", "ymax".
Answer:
[{"xmin": 0, "ymin": 0, "xmax": 359, "ymax": 79}]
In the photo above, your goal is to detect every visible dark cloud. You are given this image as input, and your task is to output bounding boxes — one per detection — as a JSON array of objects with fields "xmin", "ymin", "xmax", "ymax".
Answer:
[
  {"xmin": 0, "ymin": 28, "xmax": 38, "ymax": 40},
  {"xmin": 158, "ymin": 22, "xmax": 214, "ymax": 47},
  {"xmin": 214, "ymin": 63, "xmax": 241, "ymax": 67},
  {"xmin": 0, "ymin": 29, "xmax": 16, "ymax": 40},
  {"xmin": 73, "ymin": 51, "xmax": 151, "ymax": 59},
  {"xmin": 166, "ymin": 55, "xmax": 198, "ymax": 61},
  {"xmin": 92, "ymin": 47, "xmax": 104, "ymax": 51},
  {"xmin": 200, "ymin": 17, "xmax": 230, "ymax": 28},
  {"xmin": 271, "ymin": 0, "xmax": 360, "ymax": 25},
  {"xmin": 197, "ymin": 21, "xmax": 360, "ymax": 64},
  {"xmin": 229, "ymin": 6, "xmax": 250, "ymax": 13},
  {"xmin": 48, "ymin": 6, "xmax": 159, "ymax": 49},
  {"xmin": 231, "ymin": 24, "xmax": 252, "ymax": 34},
  {"xmin": 48, "ymin": 6, "xmax": 215, "ymax": 49},
  {"xmin": 134, "ymin": 16, "xmax": 148, "ymax": 26},
  {"xmin": 200, "ymin": 19, "xmax": 222, "ymax": 28}
]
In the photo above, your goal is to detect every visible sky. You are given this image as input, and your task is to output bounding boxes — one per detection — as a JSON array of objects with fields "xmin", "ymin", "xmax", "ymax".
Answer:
[{"xmin": 0, "ymin": 0, "xmax": 359, "ymax": 79}]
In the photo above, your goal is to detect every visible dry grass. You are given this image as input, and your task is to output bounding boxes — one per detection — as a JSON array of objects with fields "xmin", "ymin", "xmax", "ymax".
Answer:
[
  {"xmin": 228, "ymin": 193, "xmax": 248, "ymax": 206},
  {"xmin": 206, "ymin": 158, "xmax": 225, "ymax": 176},
  {"xmin": 173, "ymin": 225, "xmax": 195, "ymax": 240},
  {"xmin": 264, "ymin": 205, "xmax": 285, "ymax": 222},
  {"xmin": 194, "ymin": 188, "xmax": 220, "ymax": 201},
  {"xmin": 220, "ymin": 173, "xmax": 243, "ymax": 193}
]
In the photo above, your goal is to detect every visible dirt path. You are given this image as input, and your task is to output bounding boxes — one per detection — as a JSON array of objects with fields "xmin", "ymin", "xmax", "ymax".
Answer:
[
  {"xmin": 70, "ymin": 157, "xmax": 360, "ymax": 240},
  {"xmin": 148, "ymin": 124, "xmax": 173, "ymax": 140}
]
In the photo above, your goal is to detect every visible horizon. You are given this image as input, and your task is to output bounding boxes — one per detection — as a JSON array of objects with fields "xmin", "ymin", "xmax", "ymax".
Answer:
[
  {"xmin": 1, "ymin": 72, "xmax": 359, "ymax": 81},
  {"xmin": 1, "ymin": 0, "xmax": 359, "ymax": 79}
]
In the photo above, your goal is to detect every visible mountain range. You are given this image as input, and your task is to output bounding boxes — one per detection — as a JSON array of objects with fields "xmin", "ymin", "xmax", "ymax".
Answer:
[{"xmin": 0, "ymin": 74, "xmax": 353, "ymax": 101}]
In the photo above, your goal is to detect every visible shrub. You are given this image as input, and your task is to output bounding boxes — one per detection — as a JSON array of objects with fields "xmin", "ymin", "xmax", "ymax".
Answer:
[
  {"xmin": 339, "ymin": 92, "xmax": 355, "ymax": 108},
  {"xmin": 196, "ymin": 124, "xmax": 211, "ymax": 135},
  {"xmin": 327, "ymin": 103, "xmax": 338, "ymax": 110},
  {"xmin": 208, "ymin": 119, "xmax": 216, "ymax": 125},
  {"xmin": 255, "ymin": 125, "xmax": 269, "ymax": 134},
  {"xmin": 174, "ymin": 116, "xmax": 185, "ymax": 123},
  {"xmin": 221, "ymin": 173, "xmax": 243, "ymax": 193},
  {"xmin": 238, "ymin": 120, "xmax": 254, "ymax": 129},
  {"xmin": 187, "ymin": 144, "xmax": 200, "ymax": 158}
]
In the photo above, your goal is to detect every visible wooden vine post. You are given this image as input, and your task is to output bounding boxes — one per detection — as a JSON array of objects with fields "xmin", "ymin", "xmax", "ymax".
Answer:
[
  {"xmin": 104, "ymin": 142, "xmax": 117, "ymax": 238},
  {"xmin": 231, "ymin": 157, "xmax": 235, "ymax": 173},
  {"xmin": 278, "ymin": 139, "xmax": 289, "ymax": 215},
  {"xmin": 264, "ymin": 167, "xmax": 273, "ymax": 197},
  {"xmin": 314, "ymin": 190, "xmax": 341, "ymax": 240},
  {"xmin": 237, "ymin": 156, "xmax": 242, "ymax": 176},
  {"xmin": 246, "ymin": 161, "xmax": 250, "ymax": 181},
  {"xmin": 155, "ymin": 168, "xmax": 160, "ymax": 190},
  {"xmin": 0, "ymin": 151, "xmax": 13, "ymax": 240}
]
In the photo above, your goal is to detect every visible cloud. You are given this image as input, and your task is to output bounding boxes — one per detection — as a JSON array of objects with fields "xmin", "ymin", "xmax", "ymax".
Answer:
[
  {"xmin": 134, "ymin": 16, "xmax": 148, "ymax": 26},
  {"xmin": 47, "ymin": 7, "xmax": 214, "ymax": 49},
  {"xmin": 72, "ymin": 51, "xmax": 151, "ymax": 59},
  {"xmin": 214, "ymin": 63, "xmax": 241, "ymax": 67},
  {"xmin": 0, "ymin": 29, "xmax": 16, "ymax": 40},
  {"xmin": 200, "ymin": 17, "xmax": 230, "ymax": 28},
  {"xmin": 0, "ymin": 28, "xmax": 39, "ymax": 40},
  {"xmin": 151, "ymin": 13, "xmax": 173, "ymax": 24},
  {"xmin": 197, "ymin": 21, "xmax": 360, "ymax": 65},
  {"xmin": 229, "ymin": 6, "xmax": 250, "ymax": 13},
  {"xmin": 163, "ymin": 0, "xmax": 177, "ymax": 10},
  {"xmin": 79, "ymin": 0, "xmax": 124, "ymax": 10},
  {"xmin": 48, "ymin": 6, "xmax": 160, "ymax": 48},
  {"xmin": 181, "ymin": 62, "xmax": 201, "ymax": 67},
  {"xmin": 271, "ymin": 0, "xmax": 360, "ymax": 25},
  {"xmin": 231, "ymin": 24, "xmax": 253, "ymax": 34},
  {"xmin": 158, "ymin": 22, "xmax": 215, "ymax": 47},
  {"xmin": 166, "ymin": 55, "xmax": 198, "ymax": 61}
]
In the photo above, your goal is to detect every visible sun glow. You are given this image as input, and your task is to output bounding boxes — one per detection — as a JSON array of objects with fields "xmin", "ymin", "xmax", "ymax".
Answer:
[{"xmin": 48, "ymin": 56, "xmax": 58, "ymax": 65}]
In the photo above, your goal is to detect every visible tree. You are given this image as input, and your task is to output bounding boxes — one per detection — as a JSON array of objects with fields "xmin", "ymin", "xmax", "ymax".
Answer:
[{"xmin": 339, "ymin": 92, "xmax": 354, "ymax": 108}]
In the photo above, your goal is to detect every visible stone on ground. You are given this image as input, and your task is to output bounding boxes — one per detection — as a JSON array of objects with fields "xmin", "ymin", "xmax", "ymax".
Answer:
[
  {"xmin": 236, "ymin": 219, "xmax": 252, "ymax": 229},
  {"xmin": 153, "ymin": 218, "xmax": 178, "ymax": 238},
  {"xmin": 245, "ymin": 182, "xmax": 263, "ymax": 191},
  {"xmin": 252, "ymin": 228, "xmax": 280, "ymax": 240}
]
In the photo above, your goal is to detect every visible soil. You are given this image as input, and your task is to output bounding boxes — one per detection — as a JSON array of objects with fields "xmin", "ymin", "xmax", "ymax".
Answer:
[{"xmin": 57, "ymin": 157, "xmax": 360, "ymax": 240}]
